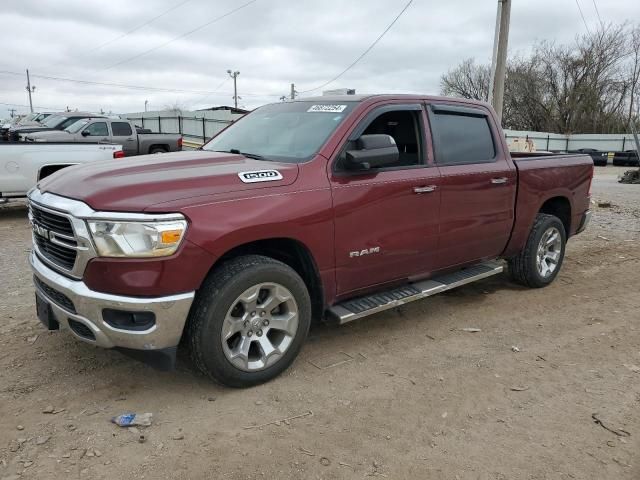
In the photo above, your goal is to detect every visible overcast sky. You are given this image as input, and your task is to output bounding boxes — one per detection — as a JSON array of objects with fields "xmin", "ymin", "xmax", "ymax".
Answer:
[{"xmin": 1, "ymin": 0, "xmax": 638, "ymax": 118}]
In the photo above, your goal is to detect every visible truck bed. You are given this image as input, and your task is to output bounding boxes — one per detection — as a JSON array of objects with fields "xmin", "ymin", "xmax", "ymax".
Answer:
[{"xmin": 503, "ymin": 153, "xmax": 593, "ymax": 257}]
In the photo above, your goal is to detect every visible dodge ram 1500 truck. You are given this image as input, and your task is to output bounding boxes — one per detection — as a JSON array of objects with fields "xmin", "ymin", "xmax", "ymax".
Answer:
[{"xmin": 27, "ymin": 95, "xmax": 593, "ymax": 387}]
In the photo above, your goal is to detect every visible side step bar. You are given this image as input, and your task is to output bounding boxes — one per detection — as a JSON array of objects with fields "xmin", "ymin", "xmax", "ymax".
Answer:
[{"xmin": 327, "ymin": 261, "xmax": 504, "ymax": 324}]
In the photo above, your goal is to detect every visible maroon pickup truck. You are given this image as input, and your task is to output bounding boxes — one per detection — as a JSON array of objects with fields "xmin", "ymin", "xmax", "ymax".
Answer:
[{"xmin": 28, "ymin": 95, "xmax": 593, "ymax": 387}]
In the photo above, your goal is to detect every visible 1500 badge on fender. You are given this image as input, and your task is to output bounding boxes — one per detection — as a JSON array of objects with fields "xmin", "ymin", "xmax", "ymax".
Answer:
[{"xmin": 238, "ymin": 170, "xmax": 283, "ymax": 183}]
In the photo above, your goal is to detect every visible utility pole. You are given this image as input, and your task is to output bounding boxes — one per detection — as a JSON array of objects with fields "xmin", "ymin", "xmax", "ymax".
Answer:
[
  {"xmin": 8, "ymin": 108, "xmax": 17, "ymax": 118},
  {"xmin": 279, "ymin": 95, "xmax": 286, "ymax": 102},
  {"xmin": 227, "ymin": 70, "xmax": 240, "ymax": 109},
  {"xmin": 290, "ymin": 83, "xmax": 296, "ymax": 100},
  {"xmin": 488, "ymin": 0, "xmax": 511, "ymax": 123},
  {"xmin": 144, "ymin": 100, "xmax": 149, "ymax": 112},
  {"xmin": 25, "ymin": 69, "xmax": 36, "ymax": 113}
]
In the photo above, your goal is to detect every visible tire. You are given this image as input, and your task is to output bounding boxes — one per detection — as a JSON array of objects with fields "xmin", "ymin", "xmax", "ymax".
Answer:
[
  {"xmin": 149, "ymin": 147, "xmax": 167, "ymax": 154},
  {"xmin": 188, "ymin": 255, "xmax": 311, "ymax": 387},
  {"xmin": 508, "ymin": 213, "xmax": 566, "ymax": 288}
]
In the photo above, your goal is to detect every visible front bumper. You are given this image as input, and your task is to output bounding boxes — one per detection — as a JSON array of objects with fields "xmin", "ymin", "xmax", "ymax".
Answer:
[
  {"xmin": 575, "ymin": 210, "xmax": 592, "ymax": 234},
  {"xmin": 30, "ymin": 251, "xmax": 195, "ymax": 351}
]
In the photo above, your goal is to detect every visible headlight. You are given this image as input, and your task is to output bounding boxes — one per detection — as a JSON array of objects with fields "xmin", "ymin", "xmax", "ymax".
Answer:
[{"xmin": 88, "ymin": 219, "xmax": 187, "ymax": 257}]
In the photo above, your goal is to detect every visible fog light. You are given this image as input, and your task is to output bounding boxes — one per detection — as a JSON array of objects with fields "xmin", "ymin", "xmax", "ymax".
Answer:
[{"xmin": 102, "ymin": 309, "xmax": 156, "ymax": 331}]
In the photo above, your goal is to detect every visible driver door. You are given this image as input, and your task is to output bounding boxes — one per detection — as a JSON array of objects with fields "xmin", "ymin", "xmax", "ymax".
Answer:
[
  {"xmin": 79, "ymin": 121, "xmax": 110, "ymax": 143},
  {"xmin": 329, "ymin": 104, "xmax": 441, "ymax": 297}
]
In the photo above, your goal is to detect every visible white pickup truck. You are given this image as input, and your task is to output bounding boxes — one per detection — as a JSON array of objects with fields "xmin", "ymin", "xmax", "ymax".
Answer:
[{"xmin": 0, "ymin": 143, "xmax": 124, "ymax": 199}]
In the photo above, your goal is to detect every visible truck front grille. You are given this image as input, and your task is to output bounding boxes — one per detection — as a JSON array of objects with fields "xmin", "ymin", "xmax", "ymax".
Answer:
[{"xmin": 29, "ymin": 203, "xmax": 78, "ymax": 271}]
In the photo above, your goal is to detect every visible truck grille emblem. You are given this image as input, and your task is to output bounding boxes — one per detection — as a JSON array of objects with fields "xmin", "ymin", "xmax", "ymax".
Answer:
[
  {"xmin": 238, "ymin": 170, "xmax": 284, "ymax": 183},
  {"xmin": 31, "ymin": 220, "xmax": 50, "ymax": 240}
]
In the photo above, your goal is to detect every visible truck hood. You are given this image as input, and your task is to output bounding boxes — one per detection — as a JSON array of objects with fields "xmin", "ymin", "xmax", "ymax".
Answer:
[
  {"xmin": 38, "ymin": 150, "xmax": 300, "ymax": 211},
  {"xmin": 10, "ymin": 125, "xmax": 53, "ymax": 133},
  {"xmin": 26, "ymin": 130, "xmax": 72, "ymax": 141}
]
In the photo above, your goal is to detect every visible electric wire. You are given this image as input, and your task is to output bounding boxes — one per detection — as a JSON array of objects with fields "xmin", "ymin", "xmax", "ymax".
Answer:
[
  {"xmin": 98, "ymin": 0, "xmax": 260, "ymax": 71},
  {"xmin": 297, "ymin": 0, "xmax": 413, "ymax": 94}
]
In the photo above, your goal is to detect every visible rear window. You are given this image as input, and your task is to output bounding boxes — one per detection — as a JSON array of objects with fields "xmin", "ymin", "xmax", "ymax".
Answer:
[
  {"xmin": 112, "ymin": 122, "xmax": 133, "ymax": 136},
  {"xmin": 430, "ymin": 110, "xmax": 496, "ymax": 165}
]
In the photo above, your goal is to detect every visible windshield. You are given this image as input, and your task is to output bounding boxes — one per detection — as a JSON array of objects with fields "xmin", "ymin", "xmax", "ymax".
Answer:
[
  {"xmin": 202, "ymin": 101, "xmax": 356, "ymax": 163},
  {"xmin": 65, "ymin": 118, "xmax": 90, "ymax": 133},
  {"xmin": 42, "ymin": 115, "xmax": 64, "ymax": 128}
]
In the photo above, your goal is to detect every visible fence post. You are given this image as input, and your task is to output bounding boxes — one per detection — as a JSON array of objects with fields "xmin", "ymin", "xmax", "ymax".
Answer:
[
  {"xmin": 546, "ymin": 134, "xmax": 550, "ymax": 151},
  {"xmin": 141, "ymin": 117, "xmax": 145, "ymax": 128},
  {"xmin": 202, "ymin": 117, "xmax": 206, "ymax": 143},
  {"xmin": 178, "ymin": 116, "xmax": 182, "ymax": 135},
  {"xmin": 158, "ymin": 116, "xmax": 162, "ymax": 133},
  {"xmin": 622, "ymin": 137, "xmax": 626, "ymax": 150},
  {"xmin": 565, "ymin": 136, "xmax": 569, "ymax": 152}
]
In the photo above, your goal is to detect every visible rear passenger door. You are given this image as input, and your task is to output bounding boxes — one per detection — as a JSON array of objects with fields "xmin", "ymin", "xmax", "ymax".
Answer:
[
  {"xmin": 111, "ymin": 121, "xmax": 137, "ymax": 156},
  {"xmin": 427, "ymin": 103, "xmax": 516, "ymax": 270}
]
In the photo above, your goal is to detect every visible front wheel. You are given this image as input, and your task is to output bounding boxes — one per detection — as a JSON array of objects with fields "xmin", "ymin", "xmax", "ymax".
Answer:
[
  {"xmin": 188, "ymin": 255, "xmax": 311, "ymax": 387},
  {"xmin": 508, "ymin": 213, "xmax": 566, "ymax": 288}
]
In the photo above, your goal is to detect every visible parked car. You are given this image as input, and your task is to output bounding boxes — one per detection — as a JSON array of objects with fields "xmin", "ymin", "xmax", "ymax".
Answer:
[
  {"xmin": 0, "ymin": 143, "xmax": 124, "ymax": 199},
  {"xmin": 1, "ymin": 115, "xmax": 27, "ymax": 141},
  {"xmin": 25, "ymin": 118, "xmax": 182, "ymax": 156},
  {"xmin": 568, "ymin": 148, "xmax": 608, "ymax": 166},
  {"xmin": 612, "ymin": 149, "xmax": 639, "ymax": 166},
  {"xmin": 8, "ymin": 112, "xmax": 105, "ymax": 141},
  {"xmin": 28, "ymin": 94, "xmax": 593, "ymax": 387}
]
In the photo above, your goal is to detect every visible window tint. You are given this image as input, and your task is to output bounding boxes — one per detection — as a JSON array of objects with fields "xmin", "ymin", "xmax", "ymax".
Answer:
[
  {"xmin": 430, "ymin": 110, "xmax": 495, "ymax": 165},
  {"xmin": 84, "ymin": 122, "xmax": 109, "ymax": 136},
  {"xmin": 112, "ymin": 122, "xmax": 133, "ymax": 136}
]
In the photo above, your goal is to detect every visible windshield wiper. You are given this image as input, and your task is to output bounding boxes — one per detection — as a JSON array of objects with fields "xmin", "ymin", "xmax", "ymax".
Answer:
[{"xmin": 216, "ymin": 149, "xmax": 266, "ymax": 160}]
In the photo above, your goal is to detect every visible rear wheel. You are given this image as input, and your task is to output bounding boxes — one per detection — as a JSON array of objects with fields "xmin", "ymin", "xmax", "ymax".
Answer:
[
  {"xmin": 188, "ymin": 255, "xmax": 311, "ymax": 387},
  {"xmin": 149, "ymin": 147, "xmax": 167, "ymax": 154},
  {"xmin": 508, "ymin": 213, "xmax": 566, "ymax": 288}
]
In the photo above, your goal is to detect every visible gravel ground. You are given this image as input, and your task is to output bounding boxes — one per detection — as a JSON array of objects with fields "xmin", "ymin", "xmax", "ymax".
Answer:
[{"xmin": 0, "ymin": 166, "xmax": 639, "ymax": 480}]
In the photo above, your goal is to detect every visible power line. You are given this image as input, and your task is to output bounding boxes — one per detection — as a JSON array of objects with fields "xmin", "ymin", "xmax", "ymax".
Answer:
[
  {"xmin": 0, "ymin": 101, "xmax": 65, "ymax": 111},
  {"xmin": 591, "ymin": 0, "xmax": 604, "ymax": 29},
  {"xmin": 0, "ymin": 69, "xmax": 281, "ymax": 101},
  {"xmin": 0, "ymin": 69, "xmax": 226, "ymax": 95},
  {"xmin": 184, "ymin": 77, "xmax": 230, "ymax": 109},
  {"xmin": 574, "ymin": 0, "xmax": 592, "ymax": 35},
  {"xmin": 87, "ymin": 0, "xmax": 194, "ymax": 53},
  {"xmin": 298, "ymin": 0, "xmax": 413, "ymax": 94},
  {"xmin": 99, "ymin": 0, "xmax": 260, "ymax": 71}
]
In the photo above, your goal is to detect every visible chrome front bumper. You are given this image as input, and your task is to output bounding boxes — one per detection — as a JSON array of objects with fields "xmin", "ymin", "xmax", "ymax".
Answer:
[{"xmin": 30, "ymin": 251, "xmax": 195, "ymax": 351}]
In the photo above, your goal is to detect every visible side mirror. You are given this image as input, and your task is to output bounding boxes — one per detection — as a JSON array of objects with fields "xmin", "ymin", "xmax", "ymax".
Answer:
[
  {"xmin": 81, "ymin": 130, "xmax": 90, "ymax": 137},
  {"xmin": 345, "ymin": 134, "xmax": 399, "ymax": 170}
]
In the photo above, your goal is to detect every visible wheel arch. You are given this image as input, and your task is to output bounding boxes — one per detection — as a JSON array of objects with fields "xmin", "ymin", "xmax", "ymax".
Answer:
[
  {"xmin": 538, "ymin": 196, "xmax": 571, "ymax": 235},
  {"xmin": 38, "ymin": 163, "xmax": 77, "ymax": 181},
  {"xmin": 148, "ymin": 144, "xmax": 169, "ymax": 153},
  {"xmin": 207, "ymin": 237, "xmax": 324, "ymax": 321}
]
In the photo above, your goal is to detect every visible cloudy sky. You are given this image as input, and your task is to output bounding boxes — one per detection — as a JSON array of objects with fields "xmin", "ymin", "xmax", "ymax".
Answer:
[{"xmin": 1, "ymin": 0, "xmax": 638, "ymax": 118}]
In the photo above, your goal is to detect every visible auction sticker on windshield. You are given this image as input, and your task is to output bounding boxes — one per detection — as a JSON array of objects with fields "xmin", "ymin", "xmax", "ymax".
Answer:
[{"xmin": 307, "ymin": 104, "xmax": 348, "ymax": 113}]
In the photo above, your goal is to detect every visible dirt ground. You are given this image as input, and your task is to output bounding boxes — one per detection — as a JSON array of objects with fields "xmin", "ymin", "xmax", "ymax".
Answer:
[{"xmin": 1, "ymin": 166, "xmax": 639, "ymax": 480}]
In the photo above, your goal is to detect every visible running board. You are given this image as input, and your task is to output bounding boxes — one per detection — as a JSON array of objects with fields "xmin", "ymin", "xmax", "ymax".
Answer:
[{"xmin": 327, "ymin": 261, "xmax": 504, "ymax": 324}]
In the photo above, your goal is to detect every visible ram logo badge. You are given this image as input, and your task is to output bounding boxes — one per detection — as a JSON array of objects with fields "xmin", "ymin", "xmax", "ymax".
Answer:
[
  {"xmin": 350, "ymin": 247, "xmax": 381, "ymax": 258},
  {"xmin": 238, "ymin": 170, "xmax": 284, "ymax": 183}
]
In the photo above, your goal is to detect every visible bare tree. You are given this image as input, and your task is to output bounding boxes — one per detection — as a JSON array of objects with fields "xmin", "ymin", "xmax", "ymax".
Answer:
[
  {"xmin": 440, "ymin": 59, "xmax": 490, "ymax": 101},
  {"xmin": 440, "ymin": 23, "xmax": 640, "ymax": 134}
]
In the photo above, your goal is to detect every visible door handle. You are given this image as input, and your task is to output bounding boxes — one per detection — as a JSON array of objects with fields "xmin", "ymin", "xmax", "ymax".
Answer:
[
  {"xmin": 126, "ymin": 138, "xmax": 135, "ymax": 142},
  {"xmin": 491, "ymin": 177, "xmax": 508, "ymax": 184},
  {"xmin": 413, "ymin": 185, "xmax": 437, "ymax": 194}
]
